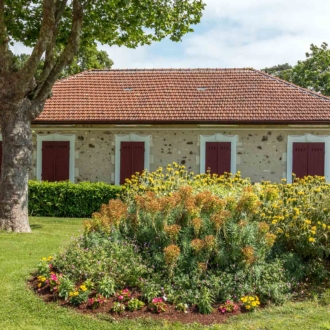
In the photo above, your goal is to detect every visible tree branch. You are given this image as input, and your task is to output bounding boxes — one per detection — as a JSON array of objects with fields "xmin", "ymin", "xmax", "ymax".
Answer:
[
  {"xmin": 18, "ymin": 0, "xmax": 56, "ymax": 88},
  {"xmin": 30, "ymin": 0, "xmax": 84, "ymax": 118},
  {"xmin": 35, "ymin": 0, "xmax": 68, "ymax": 95}
]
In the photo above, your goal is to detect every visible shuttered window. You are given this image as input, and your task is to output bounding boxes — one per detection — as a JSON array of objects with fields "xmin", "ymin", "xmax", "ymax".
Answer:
[
  {"xmin": 42, "ymin": 141, "xmax": 70, "ymax": 181},
  {"xmin": 0, "ymin": 141, "xmax": 2, "ymax": 178},
  {"xmin": 205, "ymin": 142, "xmax": 231, "ymax": 175},
  {"xmin": 293, "ymin": 142, "xmax": 325, "ymax": 178},
  {"xmin": 120, "ymin": 142, "xmax": 145, "ymax": 184}
]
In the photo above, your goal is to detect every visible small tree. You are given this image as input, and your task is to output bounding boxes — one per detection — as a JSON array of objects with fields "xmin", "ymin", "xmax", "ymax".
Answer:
[{"xmin": 0, "ymin": 0, "xmax": 205, "ymax": 232}]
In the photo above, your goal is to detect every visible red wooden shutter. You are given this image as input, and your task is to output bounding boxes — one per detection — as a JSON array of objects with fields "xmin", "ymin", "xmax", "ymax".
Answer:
[
  {"xmin": 120, "ymin": 142, "xmax": 132, "ymax": 184},
  {"xmin": 0, "ymin": 141, "xmax": 2, "ymax": 178},
  {"xmin": 205, "ymin": 142, "xmax": 218, "ymax": 174},
  {"xmin": 308, "ymin": 143, "xmax": 325, "ymax": 177},
  {"xmin": 131, "ymin": 142, "xmax": 145, "ymax": 175},
  {"xmin": 120, "ymin": 142, "xmax": 145, "ymax": 184},
  {"xmin": 206, "ymin": 142, "xmax": 231, "ymax": 175},
  {"xmin": 292, "ymin": 143, "xmax": 308, "ymax": 179},
  {"xmin": 54, "ymin": 141, "xmax": 70, "ymax": 181},
  {"xmin": 218, "ymin": 142, "xmax": 231, "ymax": 174},
  {"xmin": 42, "ymin": 141, "xmax": 56, "ymax": 181}
]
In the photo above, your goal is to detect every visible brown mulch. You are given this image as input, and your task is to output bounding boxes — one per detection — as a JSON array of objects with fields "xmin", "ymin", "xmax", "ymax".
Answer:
[{"xmin": 29, "ymin": 277, "xmax": 242, "ymax": 325}]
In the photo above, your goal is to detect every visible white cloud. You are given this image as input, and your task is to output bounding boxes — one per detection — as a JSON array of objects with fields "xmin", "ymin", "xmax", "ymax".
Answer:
[
  {"xmin": 103, "ymin": 0, "xmax": 330, "ymax": 69},
  {"xmin": 13, "ymin": 0, "xmax": 330, "ymax": 70}
]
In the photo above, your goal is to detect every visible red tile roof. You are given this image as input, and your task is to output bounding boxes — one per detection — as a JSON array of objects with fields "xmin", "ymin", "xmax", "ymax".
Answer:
[{"xmin": 36, "ymin": 68, "xmax": 330, "ymax": 124}]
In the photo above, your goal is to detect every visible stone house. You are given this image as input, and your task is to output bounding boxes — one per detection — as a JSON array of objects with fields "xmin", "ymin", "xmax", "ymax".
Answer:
[{"xmin": 1, "ymin": 68, "xmax": 330, "ymax": 185}]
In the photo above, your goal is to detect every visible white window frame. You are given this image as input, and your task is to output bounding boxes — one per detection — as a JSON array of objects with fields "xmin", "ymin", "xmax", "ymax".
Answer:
[
  {"xmin": 36, "ymin": 133, "xmax": 76, "ymax": 182},
  {"xmin": 287, "ymin": 134, "xmax": 330, "ymax": 183},
  {"xmin": 200, "ymin": 133, "xmax": 238, "ymax": 174},
  {"xmin": 115, "ymin": 133, "xmax": 151, "ymax": 185}
]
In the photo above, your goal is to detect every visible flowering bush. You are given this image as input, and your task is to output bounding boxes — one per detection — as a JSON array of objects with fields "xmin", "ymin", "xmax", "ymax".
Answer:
[
  {"xmin": 87, "ymin": 294, "xmax": 107, "ymax": 310},
  {"xmin": 148, "ymin": 297, "xmax": 166, "ymax": 313},
  {"xmin": 219, "ymin": 300, "xmax": 239, "ymax": 314},
  {"xmin": 116, "ymin": 288, "xmax": 132, "ymax": 302},
  {"xmin": 35, "ymin": 165, "xmax": 330, "ymax": 315},
  {"xmin": 47, "ymin": 273, "xmax": 61, "ymax": 293},
  {"xmin": 240, "ymin": 295, "xmax": 260, "ymax": 311},
  {"xmin": 68, "ymin": 284, "xmax": 89, "ymax": 306}
]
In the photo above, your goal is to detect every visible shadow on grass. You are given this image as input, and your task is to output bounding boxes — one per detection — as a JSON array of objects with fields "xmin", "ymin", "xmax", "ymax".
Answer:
[{"xmin": 30, "ymin": 224, "xmax": 43, "ymax": 229}]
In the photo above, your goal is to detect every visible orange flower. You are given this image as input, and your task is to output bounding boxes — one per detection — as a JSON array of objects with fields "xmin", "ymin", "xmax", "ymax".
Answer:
[
  {"xmin": 163, "ymin": 244, "xmax": 181, "ymax": 265},
  {"xmin": 191, "ymin": 239, "xmax": 204, "ymax": 253}
]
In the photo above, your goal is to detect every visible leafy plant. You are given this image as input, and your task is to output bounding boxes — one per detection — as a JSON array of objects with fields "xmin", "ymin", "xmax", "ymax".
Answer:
[
  {"xmin": 141, "ymin": 282, "xmax": 162, "ymax": 303},
  {"xmin": 176, "ymin": 303, "xmax": 189, "ymax": 313},
  {"xmin": 111, "ymin": 302, "xmax": 126, "ymax": 314},
  {"xmin": 58, "ymin": 276, "xmax": 75, "ymax": 300},
  {"xmin": 127, "ymin": 298, "xmax": 145, "ymax": 311},
  {"xmin": 197, "ymin": 288, "xmax": 214, "ymax": 315},
  {"xmin": 97, "ymin": 276, "xmax": 116, "ymax": 298}
]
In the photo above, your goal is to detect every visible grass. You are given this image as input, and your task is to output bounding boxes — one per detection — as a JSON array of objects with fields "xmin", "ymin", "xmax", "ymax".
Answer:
[{"xmin": 0, "ymin": 217, "xmax": 330, "ymax": 330}]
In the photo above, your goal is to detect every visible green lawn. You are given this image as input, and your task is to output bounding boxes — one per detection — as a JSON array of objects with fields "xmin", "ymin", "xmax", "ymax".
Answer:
[{"xmin": 0, "ymin": 217, "xmax": 330, "ymax": 330}]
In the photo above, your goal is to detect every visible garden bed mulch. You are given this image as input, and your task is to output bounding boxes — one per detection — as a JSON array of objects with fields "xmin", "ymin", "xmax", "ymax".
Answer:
[{"xmin": 29, "ymin": 277, "xmax": 241, "ymax": 325}]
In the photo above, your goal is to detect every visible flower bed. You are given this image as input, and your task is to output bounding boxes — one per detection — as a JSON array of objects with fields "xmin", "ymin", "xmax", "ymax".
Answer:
[{"xmin": 32, "ymin": 164, "xmax": 330, "ymax": 322}]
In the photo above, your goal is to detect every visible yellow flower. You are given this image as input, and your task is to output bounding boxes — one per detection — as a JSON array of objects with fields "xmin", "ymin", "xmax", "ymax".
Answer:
[
  {"xmin": 246, "ymin": 305, "xmax": 251, "ymax": 310},
  {"xmin": 80, "ymin": 285, "xmax": 87, "ymax": 292},
  {"xmin": 252, "ymin": 301, "xmax": 257, "ymax": 307},
  {"xmin": 41, "ymin": 257, "xmax": 47, "ymax": 261},
  {"xmin": 309, "ymin": 237, "xmax": 315, "ymax": 243}
]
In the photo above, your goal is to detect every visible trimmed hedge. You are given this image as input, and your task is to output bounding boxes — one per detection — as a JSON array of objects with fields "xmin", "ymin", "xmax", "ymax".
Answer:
[{"xmin": 28, "ymin": 181, "xmax": 122, "ymax": 218}]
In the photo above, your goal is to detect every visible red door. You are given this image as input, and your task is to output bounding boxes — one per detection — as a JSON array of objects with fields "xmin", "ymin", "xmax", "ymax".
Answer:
[
  {"xmin": 292, "ymin": 143, "xmax": 308, "ymax": 179},
  {"xmin": 307, "ymin": 143, "xmax": 325, "ymax": 176},
  {"xmin": 293, "ymin": 142, "xmax": 325, "ymax": 178},
  {"xmin": 42, "ymin": 141, "xmax": 70, "ymax": 181},
  {"xmin": 205, "ymin": 142, "xmax": 231, "ymax": 175},
  {"xmin": 0, "ymin": 141, "xmax": 2, "ymax": 178},
  {"xmin": 120, "ymin": 142, "xmax": 145, "ymax": 184}
]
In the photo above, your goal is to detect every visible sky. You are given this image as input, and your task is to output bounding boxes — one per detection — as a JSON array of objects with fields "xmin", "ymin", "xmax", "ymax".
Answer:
[{"xmin": 13, "ymin": 0, "xmax": 330, "ymax": 70}]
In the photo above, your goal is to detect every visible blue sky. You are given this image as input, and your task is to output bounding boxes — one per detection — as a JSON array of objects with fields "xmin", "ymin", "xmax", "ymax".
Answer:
[{"xmin": 14, "ymin": 0, "xmax": 330, "ymax": 70}]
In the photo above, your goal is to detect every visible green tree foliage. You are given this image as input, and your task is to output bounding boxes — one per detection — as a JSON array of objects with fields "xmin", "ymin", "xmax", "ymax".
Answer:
[
  {"xmin": 13, "ymin": 44, "xmax": 113, "ymax": 79},
  {"xmin": 0, "ymin": 0, "xmax": 206, "ymax": 232},
  {"xmin": 262, "ymin": 43, "xmax": 330, "ymax": 96}
]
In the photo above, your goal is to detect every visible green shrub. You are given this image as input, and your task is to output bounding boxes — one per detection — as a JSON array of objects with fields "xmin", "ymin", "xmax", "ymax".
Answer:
[
  {"xmin": 53, "ymin": 232, "xmax": 149, "ymax": 288},
  {"xmin": 28, "ymin": 181, "xmax": 122, "ymax": 218}
]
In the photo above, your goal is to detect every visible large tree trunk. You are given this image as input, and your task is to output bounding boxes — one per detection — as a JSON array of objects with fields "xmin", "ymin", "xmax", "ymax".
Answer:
[{"xmin": 0, "ymin": 99, "xmax": 33, "ymax": 232}]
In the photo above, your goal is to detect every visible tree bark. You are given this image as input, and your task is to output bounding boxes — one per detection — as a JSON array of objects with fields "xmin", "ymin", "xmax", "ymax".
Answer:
[{"xmin": 0, "ymin": 99, "xmax": 33, "ymax": 232}]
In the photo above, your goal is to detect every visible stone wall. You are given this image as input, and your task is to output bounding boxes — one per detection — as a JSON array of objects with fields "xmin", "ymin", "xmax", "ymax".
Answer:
[{"xmin": 29, "ymin": 126, "xmax": 330, "ymax": 184}]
